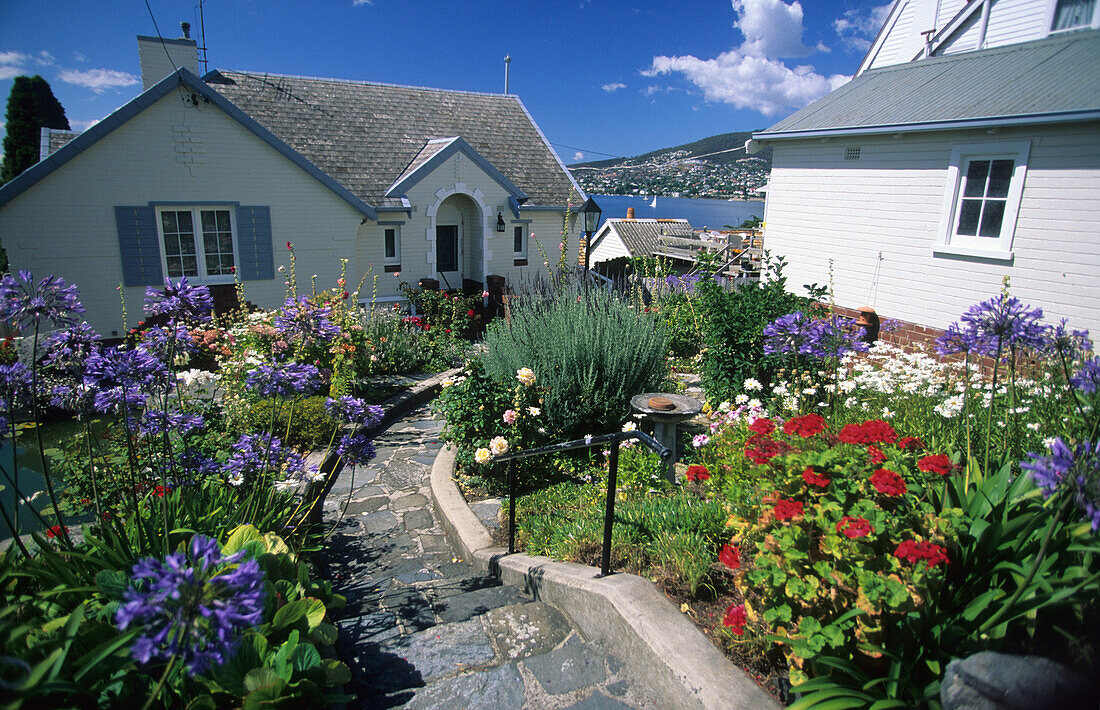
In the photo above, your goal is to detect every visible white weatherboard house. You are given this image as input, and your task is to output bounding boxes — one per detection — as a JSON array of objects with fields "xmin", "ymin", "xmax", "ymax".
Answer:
[
  {"xmin": 0, "ymin": 35, "xmax": 586, "ymax": 337},
  {"xmin": 587, "ymin": 217, "xmax": 694, "ymax": 265},
  {"xmin": 749, "ymin": 0, "xmax": 1100, "ymax": 335}
]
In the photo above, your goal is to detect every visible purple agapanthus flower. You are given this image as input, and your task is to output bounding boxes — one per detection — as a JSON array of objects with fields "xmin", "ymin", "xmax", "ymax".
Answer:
[
  {"xmin": 1071, "ymin": 358, "xmax": 1100, "ymax": 394},
  {"xmin": 935, "ymin": 293, "xmax": 1048, "ymax": 358},
  {"xmin": 223, "ymin": 432, "xmax": 319, "ymax": 489},
  {"xmin": 245, "ymin": 361, "xmax": 322, "ymax": 398},
  {"xmin": 335, "ymin": 430, "xmax": 377, "ymax": 466},
  {"xmin": 0, "ymin": 270, "xmax": 85, "ymax": 331},
  {"xmin": 43, "ymin": 322, "xmax": 100, "ymax": 375},
  {"xmin": 1021, "ymin": 438, "xmax": 1100, "ymax": 531},
  {"xmin": 144, "ymin": 277, "xmax": 214, "ymax": 323},
  {"xmin": 0, "ymin": 362, "xmax": 33, "ymax": 411},
  {"xmin": 325, "ymin": 395, "xmax": 383, "ymax": 428},
  {"xmin": 762, "ymin": 311, "xmax": 867, "ymax": 359},
  {"xmin": 115, "ymin": 534, "xmax": 265, "ymax": 676},
  {"xmin": 140, "ymin": 409, "xmax": 206, "ymax": 437},
  {"xmin": 274, "ymin": 296, "xmax": 340, "ymax": 342},
  {"xmin": 84, "ymin": 345, "xmax": 168, "ymax": 414},
  {"xmin": 1045, "ymin": 319, "xmax": 1092, "ymax": 361},
  {"xmin": 139, "ymin": 322, "xmax": 197, "ymax": 361}
]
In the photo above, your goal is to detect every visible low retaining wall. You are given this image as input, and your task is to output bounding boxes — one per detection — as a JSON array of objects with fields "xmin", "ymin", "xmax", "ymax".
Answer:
[{"xmin": 429, "ymin": 445, "xmax": 779, "ymax": 710}]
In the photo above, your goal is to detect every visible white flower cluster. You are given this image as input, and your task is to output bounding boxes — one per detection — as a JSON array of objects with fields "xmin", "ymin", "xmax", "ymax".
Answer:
[{"xmin": 176, "ymin": 369, "xmax": 220, "ymax": 402}]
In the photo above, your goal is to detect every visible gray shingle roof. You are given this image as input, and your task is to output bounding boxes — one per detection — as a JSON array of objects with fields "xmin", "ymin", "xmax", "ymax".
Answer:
[
  {"xmin": 757, "ymin": 30, "xmax": 1100, "ymax": 139},
  {"xmin": 605, "ymin": 218, "xmax": 693, "ymax": 257},
  {"xmin": 204, "ymin": 70, "xmax": 578, "ymax": 207}
]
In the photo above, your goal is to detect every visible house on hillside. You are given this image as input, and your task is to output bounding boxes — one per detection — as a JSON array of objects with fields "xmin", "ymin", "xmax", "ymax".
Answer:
[
  {"xmin": 749, "ymin": 0, "xmax": 1100, "ymax": 338},
  {"xmin": 0, "ymin": 33, "xmax": 585, "ymax": 337}
]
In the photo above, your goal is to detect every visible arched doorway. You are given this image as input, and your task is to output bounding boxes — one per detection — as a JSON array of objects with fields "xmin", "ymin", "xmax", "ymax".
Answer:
[{"xmin": 433, "ymin": 193, "xmax": 485, "ymax": 291}]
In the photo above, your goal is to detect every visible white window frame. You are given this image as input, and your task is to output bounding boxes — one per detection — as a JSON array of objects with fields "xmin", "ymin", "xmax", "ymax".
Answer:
[
  {"xmin": 1046, "ymin": 0, "xmax": 1099, "ymax": 34},
  {"xmin": 383, "ymin": 226, "xmax": 401, "ymax": 267},
  {"xmin": 933, "ymin": 141, "xmax": 1030, "ymax": 261},
  {"xmin": 155, "ymin": 206, "xmax": 239, "ymax": 284},
  {"xmin": 512, "ymin": 223, "xmax": 527, "ymax": 261}
]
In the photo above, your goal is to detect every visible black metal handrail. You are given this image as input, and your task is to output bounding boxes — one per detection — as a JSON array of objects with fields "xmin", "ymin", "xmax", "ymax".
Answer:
[{"xmin": 492, "ymin": 430, "xmax": 673, "ymax": 577}]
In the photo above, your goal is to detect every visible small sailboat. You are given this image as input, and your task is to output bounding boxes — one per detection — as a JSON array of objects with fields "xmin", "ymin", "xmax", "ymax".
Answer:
[{"xmin": 649, "ymin": 195, "xmax": 657, "ymax": 209}]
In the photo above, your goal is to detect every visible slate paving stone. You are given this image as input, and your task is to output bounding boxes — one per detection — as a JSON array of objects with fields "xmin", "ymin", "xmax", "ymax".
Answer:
[
  {"xmin": 525, "ymin": 634, "xmax": 608, "ymax": 696},
  {"xmin": 564, "ymin": 690, "xmax": 637, "ymax": 710},
  {"xmin": 402, "ymin": 509, "xmax": 434, "ymax": 530},
  {"xmin": 485, "ymin": 602, "xmax": 572, "ymax": 662},
  {"xmin": 403, "ymin": 663, "xmax": 525, "ymax": 709},
  {"xmin": 433, "ymin": 585, "xmax": 529, "ymax": 624},
  {"xmin": 321, "ymin": 402, "xmax": 647, "ymax": 709},
  {"xmin": 393, "ymin": 493, "xmax": 428, "ymax": 510}
]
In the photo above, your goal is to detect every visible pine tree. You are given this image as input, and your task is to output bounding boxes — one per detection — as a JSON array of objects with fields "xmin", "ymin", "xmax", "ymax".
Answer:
[{"xmin": 1, "ymin": 75, "xmax": 70, "ymax": 184}]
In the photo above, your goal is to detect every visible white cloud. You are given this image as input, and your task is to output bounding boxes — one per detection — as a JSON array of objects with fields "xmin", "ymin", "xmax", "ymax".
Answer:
[
  {"xmin": 58, "ymin": 68, "xmax": 140, "ymax": 93},
  {"xmin": 0, "ymin": 51, "xmax": 29, "ymax": 80},
  {"xmin": 601, "ymin": 81, "xmax": 626, "ymax": 92},
  {"xmin": 36, "ymin": 51, "xmax": 55, "ymax": 66},
  {"xmin": 353, "ymin": 0, "xmax": 372, "ymax": 5},
  {"xmin": 646, "ymin": 50, "xmax": 848, "ymax": 115},
  {"xmin": 733, "ymin": 0, "xmax": 824, "ymax": 58},
  {"xmin": 73, "ymin": 51, "xmax": 87, "ymax": 63},
  {"xmin": 643, "ymin": 0, "xmax": 849, "ymax": 116},
  {"xmin": 70, "ymin": 118, "xmax": 100, "ymax": 132},
  {"xmin": 573, "ymin": 151, "xmax": 585, "ymax": 161},
  {"xmin": 834, "ymin": 3, "xmax": 892, "ymax": 52},
  {"xmin": 642, "ymin": 85, "xmax": 661, "ymax": 96}
]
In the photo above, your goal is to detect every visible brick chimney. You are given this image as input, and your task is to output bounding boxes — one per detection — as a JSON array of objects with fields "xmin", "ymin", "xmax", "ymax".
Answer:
[{"xmin": 137, "ymin": 28, "xmax": 199, "ymax": 91}]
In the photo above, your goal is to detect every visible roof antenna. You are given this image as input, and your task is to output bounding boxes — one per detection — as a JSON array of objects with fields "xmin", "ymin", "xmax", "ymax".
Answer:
[
  {"xmin": 196, "ymin": 0, "xmax": 209, "ymax": 73},
  {"xmin": 921, "ymin": 28, "xmax": 936, "ymax": 58},
  {"xmin": 504, "ymin": 55, "xmax": 511, "ymax": 95}
]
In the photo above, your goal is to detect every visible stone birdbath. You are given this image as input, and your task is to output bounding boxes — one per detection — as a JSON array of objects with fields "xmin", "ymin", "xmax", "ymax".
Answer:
[{"xmin": 630, "ymin": 392, "xmax": 704, "ymax": 484}]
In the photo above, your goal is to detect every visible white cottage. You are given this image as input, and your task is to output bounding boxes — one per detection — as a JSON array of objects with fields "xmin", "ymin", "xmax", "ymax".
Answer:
[
  {"xmin": 749, "ymin": 0, "xmax": 1100, "ymax": 338},
  {"xmin": 0, "ymin": 35, "xmax": 586, "ymax": 336}
]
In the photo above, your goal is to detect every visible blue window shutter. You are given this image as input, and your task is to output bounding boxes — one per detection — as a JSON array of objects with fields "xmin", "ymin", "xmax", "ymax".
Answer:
[
  {"xmin": 236, "ymin": 206, "xmax": 274, "ymax": 281},
  {"xmin": 115, "ymin": 206, "xmax": 163, "ymax": 287}
]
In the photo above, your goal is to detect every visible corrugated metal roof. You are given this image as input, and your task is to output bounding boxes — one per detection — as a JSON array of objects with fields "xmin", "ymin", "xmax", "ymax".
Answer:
[
  {"xmin": 757, "ymin": 30, "xmax": 1100, "ymax": 139},
  {"xmin": 605, "ymin": 218, "xmax": 693, "ymax": 257},
  {"xmin": 205, "ymin": 70, "xmax": 578, "ymax": 207}
]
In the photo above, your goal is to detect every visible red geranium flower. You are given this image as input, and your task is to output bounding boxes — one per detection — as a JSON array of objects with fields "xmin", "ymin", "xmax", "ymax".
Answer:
[
  {"xmin": 744, "ymin": 434, "xmax": 791, "ymax": 464},
  {"xmin": 748, "ymin": 418, "xmax": 776, "ymax": 435},
  {"xmin": 467, "ymin": 309, "xmax": 476, "ymax": 317},
  {"xmin": 898, "ymin": 436, "xmax": 925, "ymax": 452},
  {"xmin": 686, "ymin": 465, "xmax": 710, "ymax": 482},
  {"xmin": 783, "ymin": 413, "xmax": 826, "ymax": 438},
  {"xmin": 867, "ymin": 445, "xmax": 887, "ymax": 464},
  {"xmin": 802, "ymin": 467, "xmax": 830, "ymax": 488},
  {"xmin": 894, "ymin": 539, "xmax": 949, "ymax": 568},
  {"xmin": 152, "ymin": 485, "xmax": 171, "ymax": 497},
  {"xmin": 838, "ymin": 419, "xmax": 898, "ymax": 445},
  {"xmin": 45, "ymin": 525, "xmax": 68, "ymax": 539},
  {"xmin": 870, "ymin": 468, "xmax": 906, "ymax": 496},
  {"xmin": 836, "ymin": 516, "xmax": 872, "ymax": 538},
  {"xmin": 773, "ymin": 498, "xmax": 803, "ymax": 521},
  {"xmin": 718, "ymin": 544, "xmax": 740, "ymax": 571},
  {"xmin": 918, "ymin": 454, "xmax": 955, "ymax": 476},
  {"xmin": 723, "ymin": 603, "xmax": 748, "ymax": 635}
]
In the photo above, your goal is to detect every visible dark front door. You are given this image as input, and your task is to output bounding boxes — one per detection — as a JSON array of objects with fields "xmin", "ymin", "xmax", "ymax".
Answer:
[{"xmin": 436, "ymin": 224, "xmax": 459, "ymax": 282}]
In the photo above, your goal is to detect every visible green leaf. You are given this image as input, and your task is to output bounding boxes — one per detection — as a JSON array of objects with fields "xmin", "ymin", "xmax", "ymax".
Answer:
[
  {"xmin": 322, "ymin": 659, "xmax": 352, "ymax": 686},
  {"xmin": 289, "ymin": 643, "xmax": 322, "ymax": 674},
  {"xmin": 243, "ymin": 667, "xmax": 282, "ymax": 693},
  {"xmin": 868, "ymin": 700, "xmax": 909, "ymax": 709},
  {"xmin": 224, "ymin": 525, "xmax": 265, "ymax": 556},
  {"xmin": 185, "ymin": 695, "xmax": 218, "ymax": 710},
  {"xmin": 272, "ymin": 599, "xmax": 309, "ymax": 629},
  {"xmin": 310, "ymin": 621, "xmax": 338, "ymax": 646},
  {"xmin": 95, "ymin": 569, "xmax": 130, "ymax": 598},
  {"xmin": 303, "ymin": 597, "xmax": 327, "ymax": 630}
]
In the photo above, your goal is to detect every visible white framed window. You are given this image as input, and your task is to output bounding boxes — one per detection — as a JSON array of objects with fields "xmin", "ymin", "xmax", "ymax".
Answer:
[
  {"xmin": 934, "ymin": 141, "xmax": 1030, "ymax": 261},
  {"xmin": 512, "ymin": 224, "xmax": 527, "ymax": 262},
  {"xmin": 1049, "ymin": 0, "xmax": 1098, "ymax": 32},
  {"xmin": 384, "ymin": 226, "xmax": 401, "ymax": 266},
  {"xmin": 157, "ymin": 206, "xmax": 237, "ymax": 282}
]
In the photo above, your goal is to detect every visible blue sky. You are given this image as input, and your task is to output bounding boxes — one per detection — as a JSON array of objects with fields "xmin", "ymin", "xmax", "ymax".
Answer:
[{"xmin": 1, "ymin": 0, "xmax": 891, "ymax": 162}]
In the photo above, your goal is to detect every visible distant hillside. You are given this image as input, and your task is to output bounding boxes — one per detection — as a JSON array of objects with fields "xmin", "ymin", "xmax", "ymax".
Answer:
[{"xmin": 569, "ymin": 131, "xmax": 771, "ymax": 169}]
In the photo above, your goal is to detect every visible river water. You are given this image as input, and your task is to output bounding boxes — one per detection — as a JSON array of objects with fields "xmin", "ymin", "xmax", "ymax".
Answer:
[{"xmin": 590, "ymin": 194, "xmax": 765, "ymax": 231}]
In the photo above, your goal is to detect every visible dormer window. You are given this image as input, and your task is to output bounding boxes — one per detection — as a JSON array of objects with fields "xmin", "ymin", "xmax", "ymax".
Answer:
[{"xmin": 1051, "ymin": 0, "xmax": 1096, "ymax": 31}]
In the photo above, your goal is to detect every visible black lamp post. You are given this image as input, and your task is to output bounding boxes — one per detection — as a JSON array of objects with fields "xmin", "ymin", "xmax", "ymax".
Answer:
[{"xmin": 579, "ymin": 197, "xmax": 602, "ymax": 272}]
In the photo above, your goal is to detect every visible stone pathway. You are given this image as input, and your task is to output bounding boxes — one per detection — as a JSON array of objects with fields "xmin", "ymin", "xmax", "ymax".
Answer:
[{"xmin": 320, "ymin": 403, "xmax": 653, "ymax": 709}]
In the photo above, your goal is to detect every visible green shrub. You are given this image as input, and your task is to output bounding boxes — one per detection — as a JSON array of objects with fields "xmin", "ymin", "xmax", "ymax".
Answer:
[
  {"xmin": 250, "ymin": 396, "xmax": 338, "ymax": 451},
  {"xmin": 434, "ymin": 358, "xmax": 513, "ymax": 471},
  {"xmin": 696, "ymin": 253, "xmax": 825, "ymax": 403},
  {"xmin": 656, "ymin": 292, "xmax": 703, "ymax": 358},
  {"xmin": 482, "ymin": 282, "xmax": 668, "ymax": 441}
]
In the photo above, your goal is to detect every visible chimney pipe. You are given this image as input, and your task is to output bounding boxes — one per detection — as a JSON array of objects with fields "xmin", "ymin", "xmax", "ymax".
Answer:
[
  {"xmin": 181, "ymin": 21, "xmax": 191, "ymax": 39},
  {"xmin": 504, "ymin": 55, "xmax": 511, "ymax": 95},
  {"xmin": 626, "ymin": 207, "xmax": 635, "ymax": 219}
]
